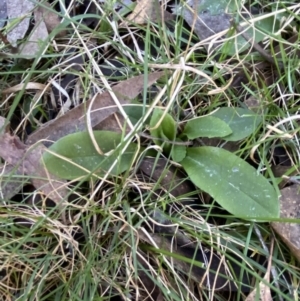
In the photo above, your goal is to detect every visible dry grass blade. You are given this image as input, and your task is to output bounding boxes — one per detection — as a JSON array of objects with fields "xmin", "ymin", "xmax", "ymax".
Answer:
[
  {"xmin": 135, "ymin": 248, "xmax": 164, "ymax": 301},
  {"xmin": 139, "ymin": 157, "xmax": 196, "ymax": 201},
  {"xmin": 0, "ymin": 133, "xmax": 68, "ymax": 222},
  {"xmin": 245, "ymin": 240, "xmax": 274, "ymax": 301},
  {"xmin": 35, "ymin": 1, "xmax": 65, "ymax": 38},
  {"xmin": 2, "ymin": 82, "xmax": 49, "ymax": 94},
  {"xmin": 6, "ymin": 0, "xmax": 34, "ymax": 47},
  {"xmin": 19, "ymin": 7, "xmax": 49, "ymax": 57},
  {"xmin": 1, "ymin": 0, "xmax": 299, "ymax": 299},
  {"xmin": 137, "ymin": 228, "xmax": 244, "ymax": 292},
  {"xmin": 0, "ymin": 163, "xmax": 28, "ymax": 199},
  {"xmin": 125, "ymin": 0, "xmax": 156, "ymax": 24},
  {"xmin": 26, "ymin": 71, "xmax": 165, "ymax": 145},
  {"xmin": 0, "ymin": 116, "xmax": 28, "ymax": 199},
  {"xmin": 123, "ymin": 0, "xmax": 172, "ymax": 25}
]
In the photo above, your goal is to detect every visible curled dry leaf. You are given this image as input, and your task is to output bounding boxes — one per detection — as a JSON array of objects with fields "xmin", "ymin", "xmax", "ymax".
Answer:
[
  {"xmin": 0, "ymin": 132, "xmax": 68, "ymax": 222},
  {"xmin": 2, "ymin": 82, "xmax": 49, "ymax": 94},
  {"xmin": 172, "ymin": 0, "xmax": 231, "ymax": 52},
  {"xmin": 0, "ymin": 163, "xmax": 28, "ymax": 200},
  {"xmin": 7, "ymin": 0, "xmax": 35, "ymax": 46},
  {"xmin": 0, "ymin": 116, "xmax": 27, "ymax": 199},
  {"xmin": 124, "ymin": 0, "xmax": 173, "ymax": 25},
  {"xmin": 19, "ymin": 7, "xmax": 49, "ymax": 57},
  {"xmin": 26, "ymin": 71, "xmax": 165, "ymax": 146},
  {"xmin": 94, "ymin": 112, "xmax": 129, "ymax": 134},
  {"xmin": 7, "ymin": 0, "xmax": 64, "ymax": 57},
  {"xmin": 271, "ymin": 185, "xmax": 300, "ymax": 262},
  {"xmin": 35, "ymin": 2, "xmax": 65, "ymax": 38},
  {"xmin": 0, "ymin": 72, "xmax": 164, "ymax": 222},
  {"xmin": 125, "ymin": 0, "xmax": 156, "ymax": 24}
]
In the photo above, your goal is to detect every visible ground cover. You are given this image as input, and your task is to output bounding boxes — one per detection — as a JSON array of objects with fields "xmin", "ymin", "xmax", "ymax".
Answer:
[{"xmin": 0, "ymin": 1, "xmax": 300, "ymax": 300}]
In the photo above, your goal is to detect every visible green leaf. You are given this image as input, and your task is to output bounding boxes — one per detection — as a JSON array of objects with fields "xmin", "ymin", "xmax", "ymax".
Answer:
[
  {"xmin": 150, "ymin": 108, "xmax": 176, "ymax": 141},
  {"xmin": 182, "ymin": 116, "xmax": 232, "ymax": 139},
  {"xmin": 211, "ymin": 108, "xmax": 262, "ymax": 141},
  {"xmin": 150, "ymin": 108, "xmax": 177, "ymax": 153},
  {"xmin": 181, "ymin": 147, "xmax": 279, "ymax": 220},
  {"xmin": 42, "ymin": 131, "xmax": 138, "ymax": 179},
  {"xmin": 123, "ymin": 102, "xmax": 150, "ymax": 125},
  {"xmin": 224, "ymin": 16, "xmax": 279, "ymax": 55},
  {"xmin": 177, "ymin": 0, "xmax": 280, "ymax": 56},
  {"xmin": 171, "ymin": 140, "xmax": 187, "ymax": 163}
]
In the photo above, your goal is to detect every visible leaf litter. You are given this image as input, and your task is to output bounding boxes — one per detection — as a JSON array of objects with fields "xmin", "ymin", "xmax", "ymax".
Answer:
[
  {"xmin": 6, "ymin": 0, "xmax": 35, "ymax": 47},
  {"xmin": 1, "ymin": 0, "xmax": 64, "ymax": 57},
  {"xmin": 123, "ymin": 0, "xmax": 173, "ymax": 25},
  {"xmin": 0, "ymin": 116, "xmax": 28, "ymax": 199},
  {"xmin": 0, "ymin": 0, "xmax": 7, "ymax": 28},
  {"xmin": 0, "ymin": 130, "xmax": 69, "ymax": 223},
  {"xmin": 26, "ymin": 71, "xmax": 165, "ymax": 146},
  {"xmin": 271, "ymin": 185, "xmax": 300, "ymax": 262},
  {"xmin": 0, "ymin": 0, "xmax": 299, "ymax": 300},
  {"xmin": 0, "ymin": 72, "xmax": 164, "ymax": 222}
]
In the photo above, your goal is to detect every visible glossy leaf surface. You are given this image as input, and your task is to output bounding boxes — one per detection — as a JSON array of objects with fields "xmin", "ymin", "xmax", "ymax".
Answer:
[
  {"xmin": 171, "ymin": 141, "xmax": 187, "ymax": 163},
  {"xmin": 42, "ymin": 131, "xmax": 138, "ymax": 179},
  {"xmin": 181, "ymin": 146, "xmax": 279, "ymax": 220},
  {"xmin": 150, "ymin": 108, "xmax": 177, "ymax": 153},
  {"xmin": 211, "ymin": 108, "xmax": 262, "ymax": 141},
  {"xmin": 182, "ymin": 116, "xmax": 232, "ymax": 139}
]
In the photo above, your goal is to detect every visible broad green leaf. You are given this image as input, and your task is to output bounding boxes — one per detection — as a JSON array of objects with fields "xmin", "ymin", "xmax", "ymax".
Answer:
[
  {"xmin": 171, "ymin": 141, "xmax": 187, "ymax": 163},
  {"xmin": 182, "ymin": 116, "xmax": 232, "ymax": 139},
  {"xmin": 159, "ymin": 132, "xmax": 173, "ymax": 154},
  {"xmin": 149, "ymin": 109, "xmax": 164, "ymax": 142},
  {"xmin": 42, "ymin": 131, "xmax": 138, "ymax": 179},
  {"xmin": 150, "ymin": 108, "xmax": 177, "ymax": 153},
  {"xmin": 181, "ymin": 147, "xmax": 279, "ymax": 220},
  {"xmin": 123, "ymin": 102, "xmax": 150, "ymax": 125},
  {"xmin": 150, "ymin": 108, "xmax": 176, "ymax": 141},
  {"xmin": 211, "ymin": 108, "xmax": 262, "ymax": 141}
]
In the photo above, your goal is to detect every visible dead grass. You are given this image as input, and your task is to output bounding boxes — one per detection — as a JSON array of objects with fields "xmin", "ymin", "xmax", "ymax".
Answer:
[{"xmin": 0, "ymin": 0, "xmax": 300, "ymax": 300}]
